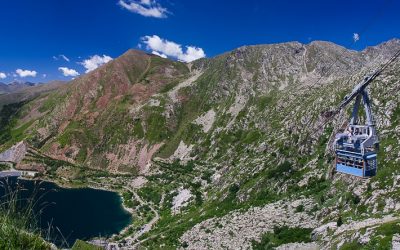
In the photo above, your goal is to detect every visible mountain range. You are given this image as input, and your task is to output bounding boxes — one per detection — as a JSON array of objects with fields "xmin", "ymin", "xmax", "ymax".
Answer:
[
  {"xmin": 1, "ymin": 39, "xmax": 400, "ymax": 249},
  {"xmin": 0, "ymin": 80, "xmax": 38, "ymax": 93}
]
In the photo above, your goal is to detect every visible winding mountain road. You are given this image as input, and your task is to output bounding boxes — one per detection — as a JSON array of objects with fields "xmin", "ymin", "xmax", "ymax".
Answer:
[{"xmin": 120, "ymin": 187, "xmax": 160, "ymax": 249}]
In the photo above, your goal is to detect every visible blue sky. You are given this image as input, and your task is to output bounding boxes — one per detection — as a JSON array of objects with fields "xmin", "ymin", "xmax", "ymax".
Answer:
[{"xmin": 0, "ymin": 0, "xmax": 399, "ymax": 82}]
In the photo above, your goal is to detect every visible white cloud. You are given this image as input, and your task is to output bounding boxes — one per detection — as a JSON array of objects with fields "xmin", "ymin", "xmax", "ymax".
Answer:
[
  {"xmin": 151, "ymin": 51, "xmax": 167, "ymax": 58},
  {"xmin": 179, "ymin": 46, "xmax": 207, "ymax": 62},
  {"xmin": 353, "ymin": 33, "xmax": 360, "ymax": 42},
  {"xmin": 118, "ymin": 0, "xmax": 169, "ymax": 18},
  {"xmin": 58, "ymin": 67, "xmax": 80, "ymax": 77},
  {"xmin": 141, "ymin": 35, "xmax": 206, "ymax": 62},
  {"xmin": 80, "ymin": 55, "xmax": 113, "ymax": 73},
  {"xmin": 42, "ymin": 74, "xmax": 47, "ymax": 78},
  {"xmin": 0, "ymin": 72, "xmax": 6, "ymax": 79},
  {"xmin": 16, "ymin": 69, "xmax": 37, "ymax": 78}
]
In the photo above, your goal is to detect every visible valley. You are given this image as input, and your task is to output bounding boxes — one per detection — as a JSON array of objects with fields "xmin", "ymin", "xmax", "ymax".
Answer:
[{"xmin": 1, "ymin": 39, "xmax": 400, "ymax": 249}]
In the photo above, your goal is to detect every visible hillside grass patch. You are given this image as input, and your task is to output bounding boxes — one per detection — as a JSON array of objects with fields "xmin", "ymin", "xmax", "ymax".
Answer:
[{"xmin": 252, "ymin": 226, "xmax": 312, "ymax": 250}]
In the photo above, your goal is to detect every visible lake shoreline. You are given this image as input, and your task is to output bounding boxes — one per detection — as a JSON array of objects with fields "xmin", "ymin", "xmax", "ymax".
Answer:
[
  {"xmin": 21, "ymin": 175, "xmax": 134, "ymax": 215},
  {"xmin": 38, "ymin": 177, "xmax": 134, "ymax": 215},
  {"xmin": 1, "ymin": 173, "xmax": 134, "ymax": 245}
]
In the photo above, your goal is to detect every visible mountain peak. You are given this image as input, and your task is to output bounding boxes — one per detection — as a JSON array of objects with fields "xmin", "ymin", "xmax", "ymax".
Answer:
[{"xmin": 122, "ymin": 48, "xmax": 149, "ymax": 57}]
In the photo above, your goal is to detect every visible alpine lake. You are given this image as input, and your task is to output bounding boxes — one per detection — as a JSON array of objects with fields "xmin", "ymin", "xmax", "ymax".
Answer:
[{"xmin": 0, "ymin": 176, "xmax": 132, "ymax": 247}]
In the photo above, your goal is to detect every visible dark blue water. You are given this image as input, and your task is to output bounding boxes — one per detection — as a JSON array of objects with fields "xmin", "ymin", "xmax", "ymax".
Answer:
[{"xmin": 0, "ymin": 177, "xmax": 132, "ymax": 247}]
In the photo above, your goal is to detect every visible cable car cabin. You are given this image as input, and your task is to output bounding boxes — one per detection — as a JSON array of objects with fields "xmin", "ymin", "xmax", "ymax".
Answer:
[
  {"xmin": 330, "ymin": 51, "xmax": 400, "ymax": 177},
  {"xmin": 335, "ymin": 124, "xmax": 377, "ymax": 177}
]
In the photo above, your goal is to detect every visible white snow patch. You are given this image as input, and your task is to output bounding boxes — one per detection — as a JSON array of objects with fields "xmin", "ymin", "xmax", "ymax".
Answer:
[
  {"xmin": 193, "ymin": 109, "xmax": 216, "ymax": 133},
  {"xmin": 172, "ymin": 188, "xmax": 192, "ymax": 214}
]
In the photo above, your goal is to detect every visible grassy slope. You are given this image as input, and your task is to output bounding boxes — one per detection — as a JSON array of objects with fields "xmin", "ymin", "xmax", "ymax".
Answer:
[
  {"xmin": 71, "ymin": 240, "xmax": 102, "ymax": 250},
  {"xmin": 0, "ymin": 217, "xmax": 50, "ymax": 250},
  {"xmin": 0, "ymin": 198, "xmax": 51, "ymax": 250},
  {"xmin": 0, "ymin": 43, "xmax": 400, "ymax": 248}
]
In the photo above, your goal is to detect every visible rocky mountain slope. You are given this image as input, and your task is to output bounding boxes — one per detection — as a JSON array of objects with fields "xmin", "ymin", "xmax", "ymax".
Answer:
[{"xmin": 1, "ymin": 39, "xmax": 400, "ymax": 249}]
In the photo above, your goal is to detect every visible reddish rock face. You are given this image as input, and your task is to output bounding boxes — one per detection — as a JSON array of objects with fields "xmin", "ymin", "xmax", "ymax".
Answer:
[{"xmin": 12, "ymin": 50, "xmax": 190, "ymax": 174}]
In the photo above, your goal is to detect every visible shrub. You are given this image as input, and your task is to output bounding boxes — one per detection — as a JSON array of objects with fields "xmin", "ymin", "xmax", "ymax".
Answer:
[
  {"xmin": 337, "ymin": 216, "xmax": 343, "ymax": 227},
  {"xmin": 252, "ymin": 226, "xmax": 312, "ymax": 249},
  {"xmin": 181, "ymin": 241, "xmax": 189, "ymax": 248},
  {"xmin": 266, "ymin": 161, "xmax": 292, "ymax": 179},
  {"xmin": 229, "ymin": 184, "xmax": 240, "ymax": 194},
  {"xmin": 138, "ymin": 186, "xmax": 162, "ymax": 204},
  {"xmin": 295, "ymin": 204, "xmax": 304, "ymax": 213},
  {"xmin": 352, "ymin": 195, "xmax": 361, "ymax": 205}
]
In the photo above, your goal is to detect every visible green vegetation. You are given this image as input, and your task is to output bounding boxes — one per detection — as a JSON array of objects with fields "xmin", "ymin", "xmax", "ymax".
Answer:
[
  {"xmin": 257, "ymin": 94, "xmax": 277, "ymax": 111},
  {"xmin": 264, "ymin": 161, "xmax": 293, "ymax": 179},
  {"xmin": 138, "ymin": 56, "xmax": 189, "ymax": 84},
  {"xmin": 71, "ymin": 240, "xmax": 102, "ymax": 250},
  {"xmin": 340, "ymin": 240, "xmax": 363, "ymax": 250},
  {"xmin": 0, "ymin": 163, "xmax": 9, "ymax": 171},
  {"xmin": 0, "ymin": 101, "xmax": 30, "ymax": 147},
  {"xmin": 337, "ymin": 216, "xmax": 343, "ymax": 227},
  {"xmin": 338, "ymin": 221, "xmax": 400, "ymax": 249},
  {"xmin": 295, "ymin": 204, "xmax": 304, "ymax": 213},
  {"xmin": 39, "ymin": 93, "xmax": 65, "ymax": 113},
  {"xmin": 366, "ymin": 221, "xmax": 400, "ymax": 249},
  {"xmin": 0, "ymin": 183, "xmax": 51, "ymax": 250},
  {"xmin": 218, "ymin": 128, "xmax": 263, "ymax": 147},
  {"xmin": 252, "ymin": 226, "xmax": 312, "ymax": 249},
  {"xmin": 138, "ymin": 185, "xmax": 162, "ymax": 204},
  {"xmin": 57, "ymin": 120, "xmax": 82, "ymax": 147},
  {"xmin": 160, "ymin": 79, "xmax": 181, "ymax": 93},
  {"xmin": 23, "ymin": 148, "xmax": 76, "ymax": 176},
  {"xmin": 122, "ymin": 191, "xmax": 135, "ymax": 208},
  {"xmin": 133, "ymin": 119, "xmax": 145, "ymax": 138},
  {"xmin": 144, "ymin": 110, "xmax": 170, "ymax": 143}
]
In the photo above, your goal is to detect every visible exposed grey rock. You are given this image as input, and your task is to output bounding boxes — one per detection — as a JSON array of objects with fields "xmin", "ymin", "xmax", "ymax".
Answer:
[
  {"xmin": 193, "ymin": 109, "xmax": 216, "ymax": 133},
  {"xmin": 172, "ymin": 187, "xmax": 192, "ymax": 214},
  {"xmin": 276, "ymin": 242, "xmax": 319, "ymax": 250},
  {"xmin": 180, "ymin": 199, "xmax": 318, "ymax": 249},
  {"xmin": 0, "ymin": 141, "xmax": 27, "ymax": 164},
  {"xmin": 393, "ymin": 234, "xmax": 400, "ymax": 250}
]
